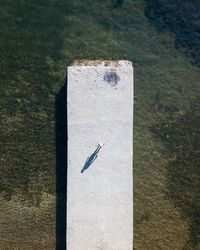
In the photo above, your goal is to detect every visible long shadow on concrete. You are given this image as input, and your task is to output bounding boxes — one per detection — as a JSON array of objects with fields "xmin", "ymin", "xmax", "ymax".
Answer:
[{"xmin": 55, "ymin": 80, "xmax": 67, "ymax": 250}]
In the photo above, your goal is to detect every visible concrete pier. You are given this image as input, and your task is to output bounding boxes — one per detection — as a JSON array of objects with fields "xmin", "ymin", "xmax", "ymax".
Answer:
[{"xmin": 67, "ymin": 60, "xmax": 133, "ymax": 250}]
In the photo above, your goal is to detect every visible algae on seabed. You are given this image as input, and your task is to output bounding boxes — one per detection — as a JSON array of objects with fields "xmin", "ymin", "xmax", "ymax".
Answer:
[{"xmin": 0, "ymin": 0, "xmax": 200, "ymax": 249}]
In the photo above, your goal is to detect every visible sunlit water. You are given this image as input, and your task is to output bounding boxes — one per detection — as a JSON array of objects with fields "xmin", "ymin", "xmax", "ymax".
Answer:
[{"xmin": 0, "ymin": 0, "xmax": 199, "ymax": 249}]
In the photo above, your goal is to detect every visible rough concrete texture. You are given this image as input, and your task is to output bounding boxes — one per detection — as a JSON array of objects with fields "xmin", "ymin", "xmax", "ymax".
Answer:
[{"xmin": 67, "ymin": 60, "xmax": 133, "ymax": 250}]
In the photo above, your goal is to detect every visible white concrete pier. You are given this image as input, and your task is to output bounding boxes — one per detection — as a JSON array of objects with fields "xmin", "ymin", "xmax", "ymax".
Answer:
[{"xmin": 67, "ymin": 60, "xmax": 133, "ymax": 250}]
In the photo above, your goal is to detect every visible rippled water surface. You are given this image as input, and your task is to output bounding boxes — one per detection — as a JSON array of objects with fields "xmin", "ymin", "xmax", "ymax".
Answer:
[{"xmin": 0, "ymin": 0, "xmax": 200, "ymax": 249}]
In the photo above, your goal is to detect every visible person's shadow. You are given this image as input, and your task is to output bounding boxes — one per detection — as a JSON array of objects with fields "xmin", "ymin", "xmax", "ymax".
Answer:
[{"xmin": 55, "ymin": 79, "xmax": 67, "ymax": 250}]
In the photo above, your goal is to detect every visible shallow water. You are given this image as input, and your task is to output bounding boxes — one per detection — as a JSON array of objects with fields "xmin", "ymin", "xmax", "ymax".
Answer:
[{"xmin": 0, "ymin": 0, "xmax": 199, "ymax": 249}]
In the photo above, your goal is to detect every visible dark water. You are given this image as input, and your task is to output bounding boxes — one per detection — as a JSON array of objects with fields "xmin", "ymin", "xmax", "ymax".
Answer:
[
  {"xmin": 145, "ymin": 0, "xmax": 200, "ymax": 66},
  {"xmin": 0, "ymin": 0, "xmax": 200, "ymax": 249}
]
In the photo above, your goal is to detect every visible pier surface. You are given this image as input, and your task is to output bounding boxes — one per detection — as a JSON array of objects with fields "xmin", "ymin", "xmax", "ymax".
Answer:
[{"xmin": 67, "ymin": 60, "xmax": 133, "ymax": 250}]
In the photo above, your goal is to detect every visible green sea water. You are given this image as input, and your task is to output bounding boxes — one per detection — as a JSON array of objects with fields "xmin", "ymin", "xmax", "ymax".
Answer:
[{"xmin": 0, "ymin": 0, "xmax": 199, "ymax": 249}]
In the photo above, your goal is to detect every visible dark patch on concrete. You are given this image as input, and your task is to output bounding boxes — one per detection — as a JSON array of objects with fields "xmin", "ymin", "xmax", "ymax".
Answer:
[{"xmin": 103, "ymin": 71, "xmax": 120, "ymax": 86}]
